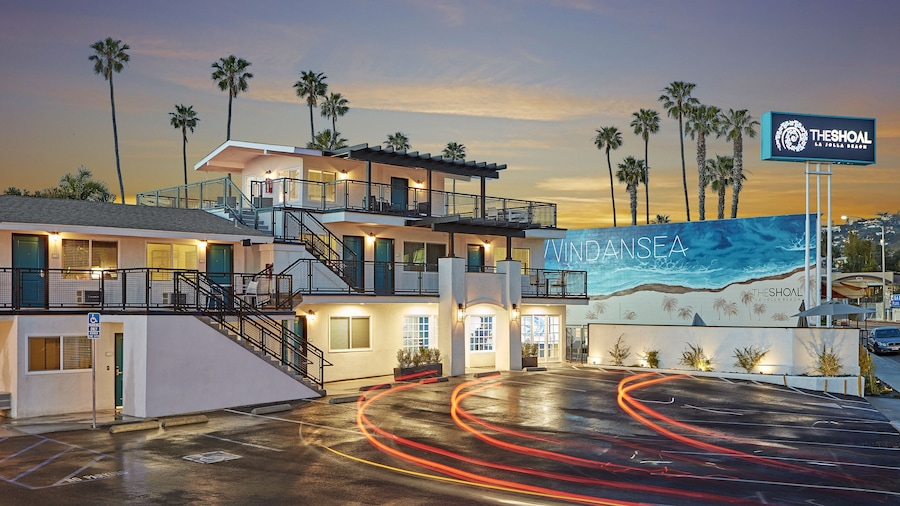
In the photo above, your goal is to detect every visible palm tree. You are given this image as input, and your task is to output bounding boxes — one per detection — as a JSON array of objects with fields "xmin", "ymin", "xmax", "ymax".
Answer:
[
  {"xmin": 294, "ymin": 70, "xmax": 328, "ymax": 144},
  {"xmin": 652, "ymin": 214, "xmax": 670, "ymax": 224},
  {"xmin": 320, "ymin": 92, "xmax": 348, "ymax": 135},
  {"xmin": 210, "ymin": 55, "xmax": 253, "ymax": 141},
  {"xmin": 169, "ymin": 104, "xmax": 200, "ymax": 189},
  {"xmin": 616, "ymin": 156, "xmax": 644, "ymax": 226},
  {"xmin": 385, "ymin": 132, "xmax": 410, "ymax": 151},
  {"xmin": 629, "ymin": 109, "xmax": 660, "ymax": 224},
  {"xmin": 707, "ymin": 154, "xmax": 737, "ymax": 220},
  {"xmin": 659, "ymin": 81, "xmax": 699, "ymax": 221},
  {"xmin": 442, "ymin": 142, "xmax": 466, "ymax": 160},
  {"xmin": 592, "ymin": 126, "xmax": 624, "ymax": 227},
  {"xmin": 661, "ymin": 295, "xmax": 678, "ymax": 319},
  {"xmin": 48, "ymin": 166, "xmax": 115, "ymax": 202},
  {"xmin": 89, "ymin": 37, "xmax": 130, "ymax": 204},
  {"xmin": 684, "ymin": 104, "xmax": 721, "ymax": 221},
  {"xmin": 307, "ymin": 129, "xmax": 348, "ymax": 151},
  {"xmin": 719, "ymin": 108, "xmax": 759, "ymax": 218}
]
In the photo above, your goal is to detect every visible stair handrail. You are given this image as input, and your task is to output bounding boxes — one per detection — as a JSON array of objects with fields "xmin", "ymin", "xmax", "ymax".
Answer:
[
  {"xmin": 282, "ymin": 211, "xmax": 359, "ymax": 286},
  {"xmin": 174, "ymin": 271, "xmax": 331, "ymax": 389}
]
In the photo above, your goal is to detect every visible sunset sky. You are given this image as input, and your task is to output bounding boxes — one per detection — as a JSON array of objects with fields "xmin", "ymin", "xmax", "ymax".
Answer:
[{"xmin": 2, "ymin": 0, "xmax": 898, "ymax": 229}]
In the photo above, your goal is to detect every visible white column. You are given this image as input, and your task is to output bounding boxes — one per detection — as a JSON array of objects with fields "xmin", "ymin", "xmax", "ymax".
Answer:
[
  {"xmin": 496, "ymin": 260, "xmax": 522, "ymax": 370},
  {"xmin": 438, "ymin": 257, "xmax": 467, "ymax": 376}
]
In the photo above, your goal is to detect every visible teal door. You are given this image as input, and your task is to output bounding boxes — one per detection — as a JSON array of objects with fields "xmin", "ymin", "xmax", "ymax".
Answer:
[
  {"xmin": 13, "ymin": 234, "xmax": 47, "ymax": 308},
  {"xmin": 390, "ymin": 177, "xmax": 408, "ymax": 213},
  {"xmin": 374, "ymin": 238, "xmax": 394, "ymax": 294},
  {"xmin": 207, "ymin": 243, "xmax": 233, "ymax": 285},
  {"xmin": 115, "ymin": 333, "xmax": 124, "ymax": 408},
  {"xmin": 343, "ymin": 235, "xmax": 364, "ymax": 290},
  {"xmin": 467, "ymin": 244, "xmax": 484, "ymax": 273}
]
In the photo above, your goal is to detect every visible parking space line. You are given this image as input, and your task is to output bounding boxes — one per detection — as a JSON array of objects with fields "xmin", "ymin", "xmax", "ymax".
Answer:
[
  {"xmin": 200, "ymin": 433, "xmax": 283, "ymax": 452},
  {"xmin": 12, "ymin": 446, "xmax": 74, "ymax": 481}
]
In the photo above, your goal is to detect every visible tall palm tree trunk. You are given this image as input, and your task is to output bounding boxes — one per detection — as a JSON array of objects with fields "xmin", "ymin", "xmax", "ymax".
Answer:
[
  {"xmin": 182, "ymin": 126, "xmax": 188, "ymax": 205},
  {"xmin": 730, "ymin": 136, "xmax": 743, "ymax": 218},
  {"xmin": 226, "ymin": 94, "xmax": 233, "ymax": 140},
  {"xmin": 643, "ymin": 140, "xmax": 649, "ymax": 224},
  {"xmin": 606, "ymin": 151, "xmax": 617, "ymax": 227},
  {"xmin": 109, "ymin": 74, "xmax": 124, "ymax": 204},
  {"xmin": 718, "ymin": 188, "xmax": 726, "ymax": 220},
  {"xmin": 697, "ymin": 133, "xmax": 707, "ymax": 221},
  {"xmin": 308, "ymin": 105, "xmax": 315, "ymax": 143},
  {"xmin": 629, "ymin": 188, "xmax": 638, "ymax": 226},
  {"xmin": 678, "ymin": 115, "xmax": 690, "ymax": 221}
]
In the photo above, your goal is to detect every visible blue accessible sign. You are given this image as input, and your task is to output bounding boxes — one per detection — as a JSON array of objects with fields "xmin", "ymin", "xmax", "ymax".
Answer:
[{"xmin": 88, "ymin": 312, "xmax": 101, "ymax": 339}]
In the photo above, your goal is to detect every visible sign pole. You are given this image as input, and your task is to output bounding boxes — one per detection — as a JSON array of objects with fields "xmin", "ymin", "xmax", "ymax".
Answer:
[{"xmin": 87, "ymin": 312, "xmax": 101, "ymax": 429}]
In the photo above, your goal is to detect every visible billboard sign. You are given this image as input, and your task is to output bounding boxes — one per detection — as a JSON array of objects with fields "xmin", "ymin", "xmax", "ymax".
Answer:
[
  {"xmin": 545, "ymin": 214, "xmax": 816, "ymax": 327},
  {"xmin": 761, "ymin": 112, "xmax": 875, "ymax": 165}
]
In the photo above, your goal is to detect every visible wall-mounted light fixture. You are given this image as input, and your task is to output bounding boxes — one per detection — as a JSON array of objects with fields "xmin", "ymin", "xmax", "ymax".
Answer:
[
  {"xmin": 457, "ymin": 303, "xmax": 466, "ymax": 322},
  {"xmin": 264, "ymin": 170, "xmax": 273, "ymax": 179},
  {"xmin": 366, "ymin": 232, "xmax": 376, "ymax": 244},
  {"xmin": 339, "ymin": 169, "xmax": 349, "ymax": 180},
  {"xmin": 510, "ymin": 303, "xmax": 519, "ymax": 321},
  {"xmin": 306, "ymin": 309, "xmax": 316, "ymax": 322},
  {"xmin": 199, "ymin": 240, "xmax": 208, "ymax": 248}
]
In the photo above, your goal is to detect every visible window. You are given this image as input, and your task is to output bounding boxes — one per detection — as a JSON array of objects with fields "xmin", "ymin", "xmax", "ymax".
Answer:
[
  {"xmin": 403, "ymin": 242, "xmax": 445, "ymax": 272},
  {"xmin": 468, "ymin": 316, "xmax": 494, "ymax": 351},
  {"xmin": 28, "ymin": 336, "xmax": 92, "ymax": 372},
  {"xmin": 494, "ymin": 247, "xmax": 530, "ymax": 272},
  {"xmin": 330, "ymin": 316, "xmax": 370, "ymax": 351},
  {"xmin": 308, "ymin": 169, "xmax": 336, "ymax": 202},
  {"xmin": 522, "ymin": 315, "xmax": 561, "ymax": 359},
  {"xmin": 402, "ymin": 316, "xmax": 433, "ymax": 351},
  {"xmin": 278, "ymin": 168, "xmax": 301, "ymax": 201},
  {"xmin": 62, "ymin": 239, "xmax": 117, "ymax": 278},
  {"xmin": 147, "ymin": 243, "xmax": 198, "ymax": 280}
]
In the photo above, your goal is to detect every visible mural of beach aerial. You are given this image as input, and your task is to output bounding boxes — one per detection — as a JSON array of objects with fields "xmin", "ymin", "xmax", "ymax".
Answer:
[{"xmin": 545, "ymin": 214, "xmax": 817, "ymax": 327}]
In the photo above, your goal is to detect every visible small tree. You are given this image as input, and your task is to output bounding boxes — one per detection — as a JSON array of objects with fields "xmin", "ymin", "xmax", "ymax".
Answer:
[
  {"xmin": 814, "ymin": 345, "xmax": 842, "ymax": 376},
  {"xmin": 680, "ymin": 343, "xmax": 713, "ymax": 371},
  {"xmin": 608, "ymin": 334, "xmax": 631, "ymax": 366},
  {"xmin": 642, "ymin": 349, "xmax": 660, "ymax": 368},
  {"xmin": 733, "ymin": 345, "xmax": 769, "ymax": 373}
]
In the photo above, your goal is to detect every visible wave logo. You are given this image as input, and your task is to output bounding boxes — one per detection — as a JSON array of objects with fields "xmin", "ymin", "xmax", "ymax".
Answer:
[{"xmin": 774, "ymin": 119, "xmax": 808, "ymax": 152}]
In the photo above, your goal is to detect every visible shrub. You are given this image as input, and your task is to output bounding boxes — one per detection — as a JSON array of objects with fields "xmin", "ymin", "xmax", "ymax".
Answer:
[
  {"xmin": 642, "ymin": 349, "xmax": 660, "ymax": 368},
  {"xmin": 859, "ymin": 344, "xmax": 879, "ymax": 395},
  {"xmin": 397, "ymin": 347, "xmax": 442, "ymax": 368},
  {"xmin": 396, "ymin": 349, "xmax": 413, "ymax": 368},
  {"xmin": 522, "ymin": 342, "xmax": 539, "ymax": 358},
  {"xmin": 680, "ymin": 343, "xmax": 713, "ymax": 371},
  {"xmin": 733, "ymin": 345, "xmax": 769, "ymax": 373},
  {"xmin": 608, "ymin": 334, "xmax": 631, "ymax": 366},
  {"xmin": 814, "ymin": 345, "xmax": 842, "ymax": 376}
]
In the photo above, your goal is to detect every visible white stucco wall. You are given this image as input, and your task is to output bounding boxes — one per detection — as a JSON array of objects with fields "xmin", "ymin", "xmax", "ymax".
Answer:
[
  {"xmin": 587, "ymin": 324, "xmax": 861, "ymax": 376},
  {"xmin": 139, "ymin": 316, "xmax": 319, "ymax": 418}
]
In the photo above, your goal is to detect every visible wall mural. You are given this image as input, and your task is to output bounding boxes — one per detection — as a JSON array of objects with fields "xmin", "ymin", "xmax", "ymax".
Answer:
[{"xmin": 545, "ymin": 214, "xmax": 817, "ymax": 327}]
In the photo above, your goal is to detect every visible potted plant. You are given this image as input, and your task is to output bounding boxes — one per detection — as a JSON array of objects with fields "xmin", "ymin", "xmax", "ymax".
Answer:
[
  {"xmin": 521, "ymin": 342, "xmax": 539, "ymax": 368},
  {"xmin": 394, "ymin": 347, "xmax": 443, "ymax": 381}
]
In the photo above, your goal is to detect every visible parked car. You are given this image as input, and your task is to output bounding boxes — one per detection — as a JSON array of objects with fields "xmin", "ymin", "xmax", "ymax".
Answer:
[{"xmin": 867, "ymin": 327, "xmax": 900, "ymax": 355}]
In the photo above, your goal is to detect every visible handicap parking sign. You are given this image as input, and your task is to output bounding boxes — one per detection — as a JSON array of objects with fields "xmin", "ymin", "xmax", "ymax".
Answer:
[{"xmin": 88, "ymin": 312, "xmax": 101, "ymax": 339}]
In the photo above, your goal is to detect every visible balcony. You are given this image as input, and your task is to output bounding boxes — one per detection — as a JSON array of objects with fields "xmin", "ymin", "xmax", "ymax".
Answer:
[{"xmin": 137, "ymin": 177, "xmax": 558, "ymax": 230}]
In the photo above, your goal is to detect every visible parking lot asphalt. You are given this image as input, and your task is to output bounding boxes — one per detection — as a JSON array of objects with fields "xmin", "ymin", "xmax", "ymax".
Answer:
[{"xmin": 2, "ymin": 366, "xmax": 899, "ymax": 505}]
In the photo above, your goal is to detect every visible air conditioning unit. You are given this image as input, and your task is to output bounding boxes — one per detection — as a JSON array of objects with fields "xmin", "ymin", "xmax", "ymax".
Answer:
[
  {"xmin": 163, "ymin": 292, "xmax": 186, "ymax": 305},
  {"xmin": 76, "ymin": 290, "xmax": 102, "ymax": 305}
]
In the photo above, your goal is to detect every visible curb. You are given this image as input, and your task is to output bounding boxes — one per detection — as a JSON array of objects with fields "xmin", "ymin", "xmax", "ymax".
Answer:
[
  {"xmin": 109, "ymin": 420, "xmax": 160, "ymax": 434},
  {"xmin": 161, "ymin": 415, "xmax": 209, "ymax": 428},
  {"xmin": 329, "ymin": 395, "xmax": 363, "ymax": 404},
  {"xmin": 250, "ymin": 404, "xmax": 292, "ymax": 415}
]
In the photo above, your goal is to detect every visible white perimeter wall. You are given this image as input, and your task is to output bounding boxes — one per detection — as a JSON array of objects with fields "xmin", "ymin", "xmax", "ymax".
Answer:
[{"xmin": 588, "ymin": 324, "xmax": 861, "ymax": 377}]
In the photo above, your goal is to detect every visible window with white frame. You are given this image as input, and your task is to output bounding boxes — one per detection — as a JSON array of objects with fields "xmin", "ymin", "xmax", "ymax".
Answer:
[
  {"xmin": 307, "ymin": 169, "xmax": 336, "ymax": 202},
  {"xmin": 28, "ymin": 336, "xmax": 92, "ymax": 372},
  {"xmin": 403, "ymin": 242, "xmax": 445, "ymax": 272},
  {"xmin": 468, "ymin": 316, "xmax": 494, "ymax": 351},
  {"xmin": 402, "ymin": 315, "xmax": 433, "ymax": 351},
  {"xmin": 147, "ymin": 243, "xmax": 198, "ymax": 280},
  {"xmin": 521, "ymin": 315, "xmax": 560, "ymax": 359},
  {"xmin": 62, "ymin": 239, "xmax": 117, "ymax": 278},
  {"xmin": 329, "ymin": 316, "xmax": 370, "ymax": 351},
  {"xmin": 493, "ymin": 246, "xmax": 530, "ymax": 272}
]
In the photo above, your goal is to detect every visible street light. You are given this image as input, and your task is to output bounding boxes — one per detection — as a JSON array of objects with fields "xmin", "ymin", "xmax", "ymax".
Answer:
[{"xmin": 842, "ymin": 215, "xmax": 887, "ymax": 320}]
